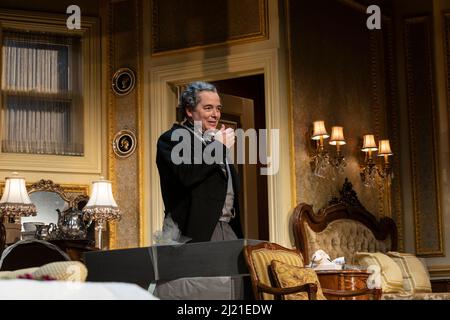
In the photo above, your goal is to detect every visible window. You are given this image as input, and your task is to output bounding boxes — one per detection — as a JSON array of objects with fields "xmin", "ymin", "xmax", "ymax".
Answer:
[
  {"xmin": 1, "ymin": 30, "xmax": 83, "ymax": 156},
  {"xmin": 0, "ymin": 10, "xmax": 102, "ymax": 175}
]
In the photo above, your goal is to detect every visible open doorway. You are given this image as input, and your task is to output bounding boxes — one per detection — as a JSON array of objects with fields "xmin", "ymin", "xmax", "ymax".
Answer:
[
  {"xmin": 212, "ymin": 75, "xmax": 269, "ymax": 241},
  {"xmin": 148, "ymin": 50, "xmax": 292, "ymax": 246}
]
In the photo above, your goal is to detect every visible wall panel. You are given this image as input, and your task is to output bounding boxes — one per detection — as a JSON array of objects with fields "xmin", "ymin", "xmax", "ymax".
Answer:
[
  {"xmin": 151, "ymin": 0, "xmax": 268, "ymax": 54},
  {"xmin": 404, "ymin": 16, "xmax": 443, "ymax": 256}
]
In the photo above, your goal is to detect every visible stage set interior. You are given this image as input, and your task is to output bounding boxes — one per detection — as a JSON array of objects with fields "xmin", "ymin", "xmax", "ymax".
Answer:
[{"xmin": 0, "ymin": 0, "xmax": 450, "ymax": 300}]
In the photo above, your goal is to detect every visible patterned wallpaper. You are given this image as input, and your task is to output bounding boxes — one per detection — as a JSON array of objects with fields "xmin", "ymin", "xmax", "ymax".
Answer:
[
  {"xmin": 288, "ymin": 0, "xmax": 392, "ymax": 218},
  {"xmin": 109, "ymin": 0, "xmax": 141, "ymax": 248}
]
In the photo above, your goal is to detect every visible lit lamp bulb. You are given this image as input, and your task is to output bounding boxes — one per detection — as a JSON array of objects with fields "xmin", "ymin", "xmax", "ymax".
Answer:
[
  {"xmin": 329, "ymin": 126, "xmax": 346, "ymax": 154},
  {"xmin": 362, "ymin": 134, "xmax": 378, "ymax": 160},
  {"xmin": 378, "ymin": 139, "xmax": 393, "ymax": 167},
  {"xmin": 311, "ymin": 121, "xmax": 329, "ymax": 151}
]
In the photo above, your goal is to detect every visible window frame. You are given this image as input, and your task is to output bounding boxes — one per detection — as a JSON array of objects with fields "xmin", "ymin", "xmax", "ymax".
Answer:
[{"xmin": 0, "ymin": 9, "xmax": 102, "ymax": 174}]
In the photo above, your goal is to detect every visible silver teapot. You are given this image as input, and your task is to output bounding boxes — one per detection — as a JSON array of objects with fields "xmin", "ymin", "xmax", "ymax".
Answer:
[{"xmin": 56, "ymin": 207, "xmax": 90, "ymax": 240}]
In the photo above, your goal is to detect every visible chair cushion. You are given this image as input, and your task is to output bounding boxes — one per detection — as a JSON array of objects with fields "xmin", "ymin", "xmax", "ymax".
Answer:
[
  {"xmin": 270, "ymin": 260, "xmax": 326, "ymax": 300},
  {"xmin": 0, "ymin": 261, "xmax": 87, "ymax": 282},
  {"xmin": 250, "ymin": 248, "xmax": 304, "ymax": 300},
  {"xmin": 33, "ymin": 261, "xmax": 87, "ymax": 282},
  {"xmin": 0, "ymin": 267, "xmax": 39, "ymax": 280},
  {"xmin": 355, "ymin": 252, "xmax": 404, "ymax": 293},
  {"xmin": 386, "ymin": 252, "xmax": 431, "ymax": 293}
]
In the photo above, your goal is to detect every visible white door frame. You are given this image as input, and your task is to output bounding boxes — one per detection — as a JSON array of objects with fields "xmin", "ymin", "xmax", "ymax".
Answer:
[{"xmin": 145, "ymin": 48, "xmax": 293, "ymax": 247}]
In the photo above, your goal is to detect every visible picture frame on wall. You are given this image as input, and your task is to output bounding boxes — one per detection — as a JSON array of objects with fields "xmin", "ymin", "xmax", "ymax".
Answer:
[
  {"xmin": 112, "ymin": 129, "xmax": 137, "ymax": 158},
  {"xmin": 112, "ymin": 68, "xmax": 136, "ymax": 96}
]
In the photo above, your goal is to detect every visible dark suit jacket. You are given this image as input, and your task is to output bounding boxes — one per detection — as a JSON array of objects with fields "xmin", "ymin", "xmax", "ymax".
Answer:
[{"xmin": 156, "ymin": 123, "xmax": 243, "ymax": 242}]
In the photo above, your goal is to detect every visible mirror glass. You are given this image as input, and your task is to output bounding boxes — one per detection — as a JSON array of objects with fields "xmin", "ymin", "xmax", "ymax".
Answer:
[{"xmin": 21, "ymin": 191, "xmax": 67, "ymax": 231}]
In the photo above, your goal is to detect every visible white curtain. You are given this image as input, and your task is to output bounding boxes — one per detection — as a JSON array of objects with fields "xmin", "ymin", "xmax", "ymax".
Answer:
[{"xmin": 1, "ymin": 31, "xmax": 83, "ymax": 156}]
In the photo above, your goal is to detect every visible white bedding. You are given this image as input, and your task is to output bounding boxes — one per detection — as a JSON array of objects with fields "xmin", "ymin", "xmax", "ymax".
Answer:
[{"xmin": 0, "ymin": 280, "xmax": 158, "ymax": 300}]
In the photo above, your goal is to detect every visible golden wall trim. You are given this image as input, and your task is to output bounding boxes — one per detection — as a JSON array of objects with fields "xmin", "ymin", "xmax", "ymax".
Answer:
[
  {"xmin": 384, "ymin": 17, "xmax": 405, "ymax": 252},
  {"xmin": 106, "ymin": 0, "xmax": 118, "ymax": 249},
  {"xmin": 1, "ymin": 181, "xmax": 88, "ymax": 195},
  {"xmin": 404, "ymin": 16, "xmax": 444, "ymax": 256},
  {"xmin": 285, "ymin": 0, "xmax": 297, "ymax": 206},
  {"xmin": 368, "ymin": 31, "xmax": 386, "ymax": 219},
  {"xmin": 1, "ymin": 180, "xmax": 89, "ymax": 205},
  {"xmin": 428, "ymin": 265, "xmax": 450, "ymax": 278},
  {"xmin": 136, "ymin": 0, "xmax": 146, "ymax": 247},
  {"xmin": 444, "ymin": 13, "xmax": 450, "ymax": 153},
  {"xmin": 150, "ymin": 0, "xmax": 269, "ymax": 56}
]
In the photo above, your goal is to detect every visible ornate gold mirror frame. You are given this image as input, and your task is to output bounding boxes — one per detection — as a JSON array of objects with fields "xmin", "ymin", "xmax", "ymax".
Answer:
[
  {"xmin": 0, "ymin": 179, "xmax": 94, "ymax": 243},
  {"xmin": 26, "ymin": 179, "xmax": 89, "ymax": 210}
]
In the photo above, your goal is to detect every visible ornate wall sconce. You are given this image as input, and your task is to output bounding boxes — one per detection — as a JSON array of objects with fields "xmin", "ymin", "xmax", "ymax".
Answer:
[
  {"xmin": 310, "ymin": 121, "xmax": 346, "ymax": 179},
  {"xmin": 360, "ymin": 135, "xmax": 393, "ymax": 188},
  {"xmin": 329, "ymin": 126, "xmax": 347, "ymax": 175}
]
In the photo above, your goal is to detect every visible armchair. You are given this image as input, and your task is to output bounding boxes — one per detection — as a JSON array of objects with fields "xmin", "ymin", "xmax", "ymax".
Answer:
[
  {"xmin": 0, "ymin": 240, "xmax": 70, "ymax": 271},
  {"xmin": 244, "ymin": 242, "xmax": 379, "ymax": 300},
  {"xmin": 244, "ymin": 242, "xmax": 317, "ymax": 300}
]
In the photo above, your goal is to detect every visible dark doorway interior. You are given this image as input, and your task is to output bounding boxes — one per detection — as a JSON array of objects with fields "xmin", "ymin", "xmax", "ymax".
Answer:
[{"xmin": 212, "ymin": 74, "xmax": 269, "ymax": 241}]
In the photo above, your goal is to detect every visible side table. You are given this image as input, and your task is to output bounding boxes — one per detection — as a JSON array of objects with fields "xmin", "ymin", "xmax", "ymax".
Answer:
[
  {"xmin": 316, "ymin": 269, "xmax": 373, "ymax": 300},
  {"xmin": 49, "ymin": 239, "xmax": 98, "ymax": 263}
]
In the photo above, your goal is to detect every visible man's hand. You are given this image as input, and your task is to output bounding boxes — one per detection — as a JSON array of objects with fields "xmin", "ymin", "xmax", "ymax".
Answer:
[{"xmin": 214, "ymin": 124, "xmax": 235, "ymax": 149}]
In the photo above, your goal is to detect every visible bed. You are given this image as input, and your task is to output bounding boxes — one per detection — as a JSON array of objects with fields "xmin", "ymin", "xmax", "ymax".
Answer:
[
  {"xmin": 292, "ymin": 179, "xmax": 397, "ymax": 265},
  {"xmin": 291, "ymin": 178, "xmax": 450, "ymax": 300}
]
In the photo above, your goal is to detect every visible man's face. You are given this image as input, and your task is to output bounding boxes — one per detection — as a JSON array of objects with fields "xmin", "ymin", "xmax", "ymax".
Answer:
[{"xmin": 186, "ymin": 91, "xmax": 222, "ymax": 131}]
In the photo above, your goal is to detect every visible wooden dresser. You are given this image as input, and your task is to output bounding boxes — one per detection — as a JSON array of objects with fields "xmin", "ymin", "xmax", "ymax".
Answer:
[{"xmin": 316, "ymin": 269, "xmax": 372, "ymax": 300}]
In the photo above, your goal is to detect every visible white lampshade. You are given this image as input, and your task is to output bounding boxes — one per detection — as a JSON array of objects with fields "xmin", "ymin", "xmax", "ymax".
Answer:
[
  {"xmin": 329, "ymin": 126, "xmax": 346, "ymax": 145},
  {"xmin": 83, "ymin": 177, "xmax": 120, "ymax": 250},
  {"xmin": 312, "ymin": 121, "xmax": 329, "ymax": 140},
  {"xmin": 378, "ymin": 139, "xmax": 393, "ymax": 156},
  {"xmin": 0, "ymin": 175, "xmax": 32, "ymax": 205},
  {"xmin": 84, "ymin": 178, "xmax": 118, "ymax": 209},
  {"xmin": 362, "ymin": 135, "xmax": 378, "ymax": 152},
  {"xmin": 0, "ymin": 173, "xmax": 36, "ymax": 217}
]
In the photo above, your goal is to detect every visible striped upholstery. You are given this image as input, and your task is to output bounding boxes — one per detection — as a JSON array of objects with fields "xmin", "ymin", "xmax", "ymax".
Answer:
[
  {"xmin": 387, "ymin": 252, "xmax": 431, "ymax": 293},
  {"xmin": 355, "ymin": 252, "xmax": 404, "ymax": 293},
  {"xmin": 251, "ymin": 248, "xmax": 304, "ymax": 300}
]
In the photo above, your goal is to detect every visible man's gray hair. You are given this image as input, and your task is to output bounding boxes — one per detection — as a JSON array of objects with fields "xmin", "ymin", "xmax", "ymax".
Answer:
[{"xmin": 178, "ymin": 81, "xmax": 217, "ymax": 120}]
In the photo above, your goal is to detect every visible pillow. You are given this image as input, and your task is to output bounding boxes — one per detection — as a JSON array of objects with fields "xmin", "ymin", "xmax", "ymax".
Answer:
[
  {"xmin": 251, "ymin": 248, "xmax": 304, "ymax": 300},
  {"xmin": 270, "ymin": 260, "xmax": 326, "ymax": 300},
  {"xmin": 355, "ymin": 252, "xmax": 404, "ymax": 293},
  {"xmin": 386, "ymin": 252, "xmax": 431, "ymax": 293}
]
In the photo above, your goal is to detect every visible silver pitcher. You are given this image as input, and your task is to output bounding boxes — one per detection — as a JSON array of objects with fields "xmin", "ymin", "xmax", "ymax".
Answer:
[{"xmin": 35, "ymin": 223, "xmax": 57, "ymax": 240}]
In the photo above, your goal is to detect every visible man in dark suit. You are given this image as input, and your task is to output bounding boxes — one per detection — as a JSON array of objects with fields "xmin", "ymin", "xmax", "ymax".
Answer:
[{"xmin": 156, "ymin": 81, "xmax": 243, "ymax": 243}]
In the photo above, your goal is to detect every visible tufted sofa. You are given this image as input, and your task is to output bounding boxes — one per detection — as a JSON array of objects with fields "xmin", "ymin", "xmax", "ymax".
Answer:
[
  {"xmin": 293, "ymin": 202, "xmax": 396, "ymax": 266},
  {"xmin": 303, "ymin": 219, "xmax": 392, "ymax": 265}
]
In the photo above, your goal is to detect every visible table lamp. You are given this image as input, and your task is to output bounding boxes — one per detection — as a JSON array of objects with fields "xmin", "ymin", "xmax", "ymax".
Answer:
[
  {"xmin": 0, "ymin": 173, "xmax": 37, "ymax": 244},
  {"xmin": 82, "ymin": 177, "xmax": 121, "ymax": 249},
  {"xmin": 0, "ymin": 173, "xmax": 37, "ymax": 221}
]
